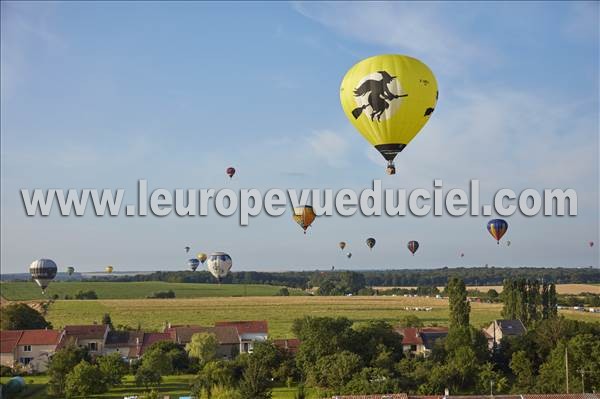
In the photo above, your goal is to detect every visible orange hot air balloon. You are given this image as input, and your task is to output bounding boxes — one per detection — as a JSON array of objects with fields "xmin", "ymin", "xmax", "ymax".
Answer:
[{"xmin": 293, "ymin": 206, "xmax": 316, "ymax": 234}]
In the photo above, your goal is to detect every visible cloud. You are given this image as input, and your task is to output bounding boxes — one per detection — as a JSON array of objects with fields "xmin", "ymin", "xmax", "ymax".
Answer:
[
  {"xmin": 308, "ymin": 130, "xmax": 350, "ymax": 168},
  {"xmin": 292, "ymin": 2, "xmax": 498, "ymax": 75}
]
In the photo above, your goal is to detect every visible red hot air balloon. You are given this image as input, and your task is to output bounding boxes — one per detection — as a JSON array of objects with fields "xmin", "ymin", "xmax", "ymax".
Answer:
[
  {"xmin": 226, "ymin": 167, "xmax": 236, "ymax": 179},
  {"xmin": 407, "ymin": 241, "xmax": 419, "ymax": 256}
]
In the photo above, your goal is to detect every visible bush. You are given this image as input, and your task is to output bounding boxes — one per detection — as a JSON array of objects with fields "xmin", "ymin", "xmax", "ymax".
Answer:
[
  {"xmin": 147, "ymin": 290, "xmax": 176, "ymax": 298},
  {"xmin": 0, "ymin": 365, "xmax": 13, "ymax": 377},
  {"xmin": 74, "ymin": 290, "xmax": 98, "ymax": 300},
  {"xmin": 276, "ymin": 287, "xmax": 290, "ymax": 296}
]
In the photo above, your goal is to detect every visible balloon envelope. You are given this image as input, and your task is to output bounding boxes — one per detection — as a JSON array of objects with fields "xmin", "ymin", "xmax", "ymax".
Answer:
[
  {"xmin": 339, "ymin": 241, "xmax": 346, "ymax": 251},
  {"xmin": 188, "ymin": 258, "xmax": 200, "ymax": 272},
  {"xmin": 67, "ymin": 266, "xmax": 75, "ymax": 276},
  {"xmin": 366, "ymin": 237, "xmax": 376, "ymax": 250},
  {"xmin": 226, "ymin": 167, "xmax": 236, "ymax": 178},
  {"xmin": 407, "ymin": 241, "xmax": 419, "ymax": 255},
  {"xmin": 29, "ymin": 259, "xmax": 58, "ymax": 293},
  {"xmin": 340, "ymin": 54, "xmax": 438, "ymax": 174},
  {"xmin": 346, "ymin": 252, "xmax": 352, "ymax": 259},
  {"xmin": 196, "ymin": 252, "xmax": 208, "ymax": 263},
  {"xmin": 105, "ymin": 266, "xmax": 114, "ymax": 274},
  {"xmin": 487, "ymin": 219, "xmax": 508, "ymax": 244},
  {"xmin": 293, "ymin": 206, "xmax": 316, "ymax": 234},
  {"xmin": 207, "ymin": 252, "xmax": 232, "ymax": 280},
  {"xmin": 184, "ymin": 246, "xmax": 190, "ymax": 253}
]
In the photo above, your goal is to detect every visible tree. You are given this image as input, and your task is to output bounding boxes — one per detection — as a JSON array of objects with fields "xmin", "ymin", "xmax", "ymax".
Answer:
[
  {"xmin": 97, "ymin": 352, "xmax": 127, "ymax": 387},
  {"xmin": 135, "ymin": 349, "xmax": 172, "ymax": 389},
  {"xmin": 186, "ymin": 332, "xmax": 219, "ymax": 366},
  {"xmin": 400, "ymin": 314, "xmax": 423, "ymax": 328},
  {"xmin": 510, "ymin": 350, "xmax": 535, "ymax": 393},
  {"xmin": 102, "ymin": 313, "xmax": 114, "ymax": 329},
  {"xmin": 477, "ymin": 362, "xmax": 508, "ymax": 394},
  {"xmin": 147, "ymin": 340, "xmax": 190, "ymax": 372},
  {"xmin": 447, "ymin": 278, "xmax": 470, "ymax": 328},
  {"xmin": 354, "ymin": 320, "xmax": 403, "ymax": 368},
  {"xmin": 315, "ymin": 351, "xmax": 362, "ymax": 392},
  {"xmin": 487, "ymin": 289, "xmax": 500, "ymax": 302},
  {"xmin": 276, "ymin": 287, "xmax": 290, "ymax": 296},
  {"xmin": 292, "ymin": 317, "xmax": 357, "ymax": 382},
  {"xmin": 64, "ymin": 360, "xmax": 108, "ymax": 397},
  {"xmin": 192, "ymin": 360, "xmax": 236, "ymax": 398},
  {"xmin": 136, "ymin": 367, "xmax": 162, "ymax": 390},
  {"xmin": 0, "ymin": 303, "xmax": 52, "ymax": 330},
  {"xmin": 238, "ymin": 357, "xmax": 272, "ymax": 399},
  {"xmin": 47, "ymin": 343, "xmax": 89, "ymax": 396}
]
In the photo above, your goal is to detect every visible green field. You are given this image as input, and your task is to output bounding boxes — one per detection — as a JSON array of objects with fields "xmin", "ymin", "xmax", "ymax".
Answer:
[
  {"xmin": 41, "ymin": 296, "xmax": 600, "ymax": 338},
  {"xmin": 0, "ymin": 281, "xmax": 305, "ymax": 301},
  {"xmin": 0, "ymin": 375, "xmax": 318, "ymax": 399}
]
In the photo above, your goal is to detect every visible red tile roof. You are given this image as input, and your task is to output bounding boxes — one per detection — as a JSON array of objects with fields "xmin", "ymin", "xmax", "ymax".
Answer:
[
  {"xmin": 164, "ymin": 325, "xmax": 239, "ymax": 345},
  {"xmin": 326, "ymin": 394, "xmax": 408, "ymax": 399},
  {"xmin": 273, "ymin": 338, "xmax": 300, "ymax": 354},
  {"xmin": 18, "ymin": 330, "xmax": 61, "ymax": 346},
  {"xmin": 215, "ymin": 320, "xmax": 268, "ymax": 335},
  {"xmin": 0, "ymin": 330, "xmax": 23, "ymax": 353},
  {"xmin": 395, "ymin": 327, "xmax": 422, "ymax": 346},
  {"xmin": 62, "ymin": 324, "xmax": 108, "ymax": 340},
  {"xmin": 140, "ymin": 332, "xmax": 173, "ymax": 355}
]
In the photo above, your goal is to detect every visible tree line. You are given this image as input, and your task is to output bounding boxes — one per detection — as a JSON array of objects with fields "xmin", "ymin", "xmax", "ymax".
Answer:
[{"xmin": 89, "ymin": 267, "xmax": 600, "ymax": 288}]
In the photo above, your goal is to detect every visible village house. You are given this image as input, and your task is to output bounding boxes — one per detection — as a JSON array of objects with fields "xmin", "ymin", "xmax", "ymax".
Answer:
[
  {"xmin": 104, "ymin": 330, "xmax": 144, "ymax": 362},
  {"xmin": 0, "ymin": 329, "xmax": 63, "ymax": 372},
  {"xmin": 215, "ymin": 320, "xmax": 268, "ymax": 354},
  {"xmin": 394, "ymin": 327, "xmax": 449, "ymax": 357},
  {"xmin": 57, "ymin": 324, "xmax": 110, "ymax": 355},
  {"xmin": 483, "ymin": 319, "xmax": 526, "ymax": 349},
  {"xmin": 165, "ymin": 324, "xmax": 240, "ymax": 360}
]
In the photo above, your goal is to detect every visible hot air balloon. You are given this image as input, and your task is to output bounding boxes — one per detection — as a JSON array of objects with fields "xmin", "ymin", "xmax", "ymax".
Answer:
[
  {"xmin": 67, "ymin": 266, "xmax": 75, "ymax": 276},
  {"xmin": 226, "ymin": 167, "xmax": 236, "ymax": 179},
  {"xmin": 506, "ymin": 240, "xmax": 512, "ymax": 247},
  {"xmin": 589, "ymin": 241, "xmax": 594, "ymax": 248},
  {"xmin": 293, "ymin": 206, "xmax": 316, "ymax": 234},
  {"xmin": 196, "ymin": 252, "xmax": 207, "ymax": 264},
  {"xmin": 184, "ymin": 246, "xmax": 191, "ymax": 253},
  {"xmin": 339, "ymin": 241, "xmax": 346, "ymax": 251},
  {"xmin": 340, "ymin": 55, "xmax": 438, "ymax": 175},
  {"xmin": 487, "ymin": 219, "xmax": 508, "ymax": 244},
  {"xmin": 188, "ymin": 258, "xmax": 200, "ymax": 272},
  {"xmin": 460, "ymin": 253, "xmax": 465, "ymax": 258},
  {"xmin": 366, "ymin": 237, "xmax": 376, "ymax": 250},
  {"xmin": 29, "ymin": 259, "xmax": 57, "ymax": 294},
  {"xmin": 105, "ymin": 265, "xmax": 114, "ymax": 274},
  {"xmin": 207, "ymin": 252, "xmax": 233, "ymax": 281},
  {"xmin": 407, "ymin": 241, "xmax": 419, "ymax": 256},
  {"xmin": 346, "ymin": 252, "xmax": 352, "ymax": 259}
]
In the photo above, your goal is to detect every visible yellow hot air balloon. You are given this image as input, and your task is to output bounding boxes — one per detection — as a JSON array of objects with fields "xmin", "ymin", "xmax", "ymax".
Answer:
[
  {"xmin": 340, "ymin": 54, "xmax": 438, "ymax": 175},
  {"xmin": 196, "ymin": 252, "xmax": 207, "ymax": 263},
  {"xmin": 105, "ymin": 265, "xmax": 113, "ymax": 274},
  {"xmin": 292, "ymin": 206, "xmax": 316, "ymax": 234}
]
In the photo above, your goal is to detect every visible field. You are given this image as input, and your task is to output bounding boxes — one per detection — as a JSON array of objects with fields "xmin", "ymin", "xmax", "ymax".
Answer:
[
  {"xmin": 0, "ymin": 375, "xmax": 318, "ymax": 399},
  {"xmin": 0, "ymin": 281, "xmax": 306, "ymax": 301},
  {"xmin": 42, "ymin": 296, "xmax": 600, "ymax": 338},
  {"xmin": 373, "ymin": 284, "xmax": 600, "ymax": 295}
]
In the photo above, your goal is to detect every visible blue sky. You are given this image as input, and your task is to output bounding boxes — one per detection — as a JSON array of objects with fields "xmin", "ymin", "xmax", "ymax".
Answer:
[{"xmin": 1, "ymin": 1, "xmax": 598, "ymax": 273}]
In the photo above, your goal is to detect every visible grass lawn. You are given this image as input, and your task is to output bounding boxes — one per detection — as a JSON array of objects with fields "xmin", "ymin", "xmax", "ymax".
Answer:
[
  {"xmin": 0, "ymin": 375, "xmax": 318, "ymax": 399},
  {"xmin": 0, "ymin": 281, "xmax": 306, "ymax": 301}
]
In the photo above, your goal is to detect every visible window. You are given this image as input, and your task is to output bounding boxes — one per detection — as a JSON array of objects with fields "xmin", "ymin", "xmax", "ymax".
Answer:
[
  {"xmin": 23, "ymin": 345, "xmax": 32, "ymax": 352},
  {"xmin": 19, "ymin": 357, "xmax": 32, "ymax": 365},
  {"xmin": 88, "ymin": 342, "xmax": 98, "ymax": 351}
]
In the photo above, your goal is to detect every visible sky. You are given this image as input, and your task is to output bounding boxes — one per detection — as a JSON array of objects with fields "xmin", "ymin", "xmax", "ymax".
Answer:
[{"xmin": 1, "ymin": 1, "xmax": 598, "ymax": 273}]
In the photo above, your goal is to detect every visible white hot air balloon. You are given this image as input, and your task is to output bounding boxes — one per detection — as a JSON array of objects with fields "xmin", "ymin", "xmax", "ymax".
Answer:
[
  {"xmin": 206, "ymin": 252, "xmax": 232, "ymax": 282},
  {"xmin": 29, "ymin": 259, "xmax": 58, "ymax": 294}
]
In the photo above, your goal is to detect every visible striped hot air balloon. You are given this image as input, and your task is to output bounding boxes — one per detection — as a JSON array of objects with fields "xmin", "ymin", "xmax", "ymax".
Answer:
[{"xmin": 487, "ymin": 219, "xmax": 508, "ymax": 244}]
